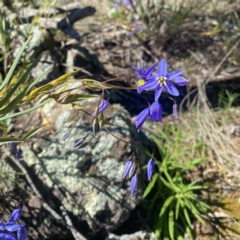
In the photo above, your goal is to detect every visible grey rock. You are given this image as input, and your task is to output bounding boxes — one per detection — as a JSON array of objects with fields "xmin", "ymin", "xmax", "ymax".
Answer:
[
  {"xmin": 106, "ymin": 231, "xmax": 155, "ymax": 240},
  {"xmin": 23, "ymin": 100, "xmax": 145, "ymax": 235}
]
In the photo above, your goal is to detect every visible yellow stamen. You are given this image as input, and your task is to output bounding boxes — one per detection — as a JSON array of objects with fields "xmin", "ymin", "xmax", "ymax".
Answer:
[
  {"xmin": 156, "ymin": 76, "xmax": 167, "ymax": 86},
  {"xmin": 137, "ymin": 79, "xmax": 145, "ymax": 86}
]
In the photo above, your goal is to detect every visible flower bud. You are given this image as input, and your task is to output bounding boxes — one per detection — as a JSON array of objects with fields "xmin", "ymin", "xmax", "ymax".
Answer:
[
  {"xmin": 92, "ymin": 118, "xmax": 100, "ymax": 136},
  {"xmin": 11, "ymin": 204, "xmax": 23, "ymax": 222},
  {"xmin": 122, "ymin": 160, "xmax": 133, "ymax": 179},
  {"xmin": 60, "ymin": 132, "xmax": 70, "ymax": 142},
  {"xmin": 99, "ymin": 113, "xmax": 104, "ymax": 131},
  {"xmin": 173, "ymin": 104, "xmax": 178, "ymax": 120},
  {"xmin": 92, "ymin": 100, "xmax": 109, "ymax": 118},
  {"xmin": 130, "ymin": 174, "xmax": 138, "ymax": 195},
  {"xmin": 9, "ymin": 142, "xmax": 15, "ymax": 150},
  {"xmin": 128, "ymin": 163, "xmax": 137, "ymax": 178},
  {"xmin": 73, "ymin": 139, "xmax": 85, "ymax": 148},
  {"xmin": 16, "ymin": 149, "xmax": 23, "ymax": 160},
  {"xmin": 147, "ymin": 158, "xmax": 155, "ymax": 181}
]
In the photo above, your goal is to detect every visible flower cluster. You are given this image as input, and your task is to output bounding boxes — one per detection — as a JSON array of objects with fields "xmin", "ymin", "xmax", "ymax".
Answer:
[
  {"xmin": 0, "ymin": 205, "xmax": 28, "ymax": 240},
  {"xmin": 123, "ymin": 158, "xmax": 155, "ymax": 194},
  {"xmin": 132, "ymin": 59, "xmax": 189, "ymax": 131},
  {"xmin": 122, "ymin": 59, "xmax": 189, "ymax": 195}
]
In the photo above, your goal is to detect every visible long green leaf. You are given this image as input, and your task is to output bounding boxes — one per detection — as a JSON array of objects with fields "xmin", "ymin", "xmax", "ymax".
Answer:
[
  {"xmin": 0, "ymin": 91, "xmax": 26, "ymax": 115},
  {"xmin": 179, "ymin": 213, "xmax": 193, "ymax": 240},
  {"xmin": 175, "ymin": 199, "xmax": 181, "ymax": 220},
  {"xmin": 0, "ymin": 125, "xmax": 45, "ymax": 144},
  {"xmin": 183, "ymin": 208, "xmax": 192, "ymax": 228},
  {"xmin": 26, "ymin": 69, "xmax": 50, "ymax": 95},
  {"xmin": 187, "ymin": 202, "xmax": 205, "ymax": 225},
  {"xmin": 143, "ymin": 173, "xmax": 158, "ymax": 198},
  {"xmin": 0, "ymin": 99, "xmax": 51, "ymax": 121},
  {"xmin": 168, "ymin": 206, "xmax": 175, "ymax": 240},
  {"xmin": 0, "ymin": 54, "xmax": 41, "ymax": 106},
  {"xmin": 0, "ymin": 36, "xmax": 32, "ymax": 91},
  {"xmin": 159, "ymin": 196, "xmax": 174, "ymax": 217}
]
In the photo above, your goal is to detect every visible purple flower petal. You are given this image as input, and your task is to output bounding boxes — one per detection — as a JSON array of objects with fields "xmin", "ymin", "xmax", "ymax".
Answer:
[
  {"xmin": 174, "ymin": 77, "xmax": 189, "ymax": 86},
  {"xmin": 164, "ymin": 81, "xmax": 179, "ymax": 96},
  {"xmin": 122, "ymin": 160, "xmax": 133, "ymax": 179},
  {"xmin": 5, "ymin": 222, "xmax": 25, "ymax": 232},
  {"xmin": 17, "ymin": 227, "xmax": 28, "ymax": 240},
  {"xmin": 147, "ymin": 158, "xmax": 155, "ymax": 181},
  {"xmin": 141, "ymin": 79, "xmax": 158, "ymax": 91},
  {"xmin": 154, "ymin": 85, "xmax": 163, "ymax": 101},
  {"xmin": 152, "ymin": 72, "xmax": 158, "ymax": 78},
  {"xmin": 167, "ymin": 70, "xmax": 183, "ymax": 80},
  {"xmin": 137, "ymin": 86, "xmax": 143, "ymax": 94},
  {"xmin": 11, "ymin": 209, "xmax": 22, "ymax": 222},
  {"xmin": 149, "ymin": 102, "xmax": 162, "ymax": 122},
  {"xmin": 133, "ymin": 108, "xmax": 149, "ymax": 131},
  {"xmin": 0, "ymin": 233, "xmax": 17, "ymax": 240},
  {"xmin": 131, "ymin": 66, "xmax": 141, "ymax": 75},
  {"xmin": 144, "ymin": 63, "xmax": 155, "ymax": 76},
  {"xmin": 130, "ymin": 175, "xmax": 138, "ymax": 195},
  {"xmin": 158, "ymin": 59, "xmax": 167, "ymax": 76}
]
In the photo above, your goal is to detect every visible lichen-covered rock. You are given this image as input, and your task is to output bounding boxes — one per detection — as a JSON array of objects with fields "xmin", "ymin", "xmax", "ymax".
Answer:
[
  {"xmin": 23, "ymin": 99, "xmax": 145, "ymax": 236},
  {"xmin": 106, "ymin": 231, "xmax": 155, "ymax": 240}
]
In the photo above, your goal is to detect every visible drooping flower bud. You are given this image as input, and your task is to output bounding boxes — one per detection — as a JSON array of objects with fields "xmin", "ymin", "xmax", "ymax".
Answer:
[
  {"xmin": 147, "ymin": 158, "xmax": 155, "ymax": 181},
  {"xmin": 92, "ymin": 118, "xmax": 100, "ymax": 136},
  {"xmin": 9, "ymin": 142, "xmax": 15, "ymax": 150},
  {"xmin": 128, "ymin": 163, "xmax": 137, "ymax": 178},
  {"xmin": 173, "ymin": 104, "xmax": 178, "ymax": 120},
  {"xmin": 122, "ymin": 160, "xmax": 133, "ymax": 179},
  {"xmin": 60, "ymin": 132, "xmax": 70, "ymax": 142},
  {"xmin": 11, "ymin": 204, "xmax": 23, "ymax": 222},
  {"xmin": 16, "ymin": 149, "xmax": 23, "ymax": 160},
  {"xmin": 73, "ymin": 139, "xmax": 85, "ymax": 148},
  {"xmin": 92, "ymin": 100, "xmax": 109, "ymax": 118},
  {"xmin": 130, "ymin": 174, "xmax": 138, "ymax": 195}
]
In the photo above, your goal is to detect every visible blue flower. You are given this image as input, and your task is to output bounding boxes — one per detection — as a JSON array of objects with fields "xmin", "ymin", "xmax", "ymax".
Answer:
[
  {"xmin": 142, "ymin": 59, "xmax": 186, "ymax": 101},
  {"xmin": 92, "ymin": 100, "xmax": 109, "ymax": 118},
  {"xmin": 147, "ymin": 158, "xmax": 155, "ymax": 181},
  {"xmin": 132, "ymin": 61, "xmax": 155, "ymax": 93},
  {"xmin": 149, "ymin": 101, "xmax": 162, "ymax": 122},
  {"xmin": 0, "ymin": 205, "xmax": 27, "ymax": 240},
  {"xmin": 132, "ymin": 107, "xmax": 150, "ymax": 131},
  {"xmin": 122, "ymin": 160, "xmax": 133, "ymax": 179},
  {"xmin": 130, "ymin": 174, "xmax": 138, "ymax": 195}
]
